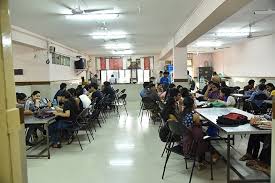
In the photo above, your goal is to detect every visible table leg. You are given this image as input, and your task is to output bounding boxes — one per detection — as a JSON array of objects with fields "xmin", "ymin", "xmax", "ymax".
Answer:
[
  {"xmin": 227, "ymin": 135, "xmax": 231, "ymax": 183},
  {"xmin": 46, "ymin": 123, "xmax": 50, "ymax": 159}
]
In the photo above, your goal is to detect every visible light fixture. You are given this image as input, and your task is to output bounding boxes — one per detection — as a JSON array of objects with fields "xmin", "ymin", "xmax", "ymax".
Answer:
[
  {"xmin": 193, "ymin": 41, "xmax": 223, "ymax": 48},
  {"xmin": 90, "ymin": 31, "xmax": 127, "ymax": 40},
  {"xmin": 112, "ymin": 50, "xmax": 134, "ymax": 55},
  {"xmin": 65, "ymin": 13, "xmax": 119, "ymax": 21},
  {"xmin": 215, "ymin": 28, "xmax": 249, "ymax": 37},
  {"xmin": 105, "ymin": 43, "xmax": 131, "ymax": 49}
]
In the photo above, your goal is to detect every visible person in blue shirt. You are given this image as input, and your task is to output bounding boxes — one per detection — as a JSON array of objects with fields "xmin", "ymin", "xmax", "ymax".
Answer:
[
  {"xmin": 160, "ymin": 71, "xmax": 170, "ymax": 88},
  {"xmin": 140, "ymin": 82, "xmax": 150, "ymax": 98},
  {"xmin": 246, "ymin": 84, "xmax": 267, "ymax": 108}
]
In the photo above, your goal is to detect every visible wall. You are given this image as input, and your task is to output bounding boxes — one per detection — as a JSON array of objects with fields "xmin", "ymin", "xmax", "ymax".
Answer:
[
  {"xmin": 192, "ymin": 53, "xmax": 213, "ymax": 77},
  {"xmin": 212, "ymin": 35, "xmax": 274, "ymax": 77}
]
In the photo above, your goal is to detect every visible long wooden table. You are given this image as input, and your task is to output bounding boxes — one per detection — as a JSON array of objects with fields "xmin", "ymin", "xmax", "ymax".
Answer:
[
  {"xmin": 24, "ymin": 116, "xmax": 55, "ymax": 159},
  {"xmin": 195, "ymin": 108, "xmax": 271, "ymax": 183}
]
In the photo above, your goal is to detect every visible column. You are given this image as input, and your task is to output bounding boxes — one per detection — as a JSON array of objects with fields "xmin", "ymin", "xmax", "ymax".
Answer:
[
  {"xmin": 173, "ymin": 46, "xmax": 188, "ymax": 87},
  {"xmin": 271, "ymin": 31, "xmax": 275, "ymax": 182},
  {"xmin": 0, "ymin": 0, "xmax": 27, "ymax": 183}
]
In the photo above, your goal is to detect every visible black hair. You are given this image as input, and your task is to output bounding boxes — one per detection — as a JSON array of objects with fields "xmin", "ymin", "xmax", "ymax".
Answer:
[
  {"xmin": 68, "ymin": 88, "xmax": 76, "ymax": 97},
  {"xmin": 164, "ymin": 71, "xmax": 169, "ymax": 75},
  {"xmin": 187, "ymin": 70, "xmax": 190, "ymax": 75},
  {"xmin": 149, "ymin": 83, "xmax": 155, "ymax": 89},
  {"xmin": 168, "ymin": 83, "xmax": 176, "ymax": 89},
  {"xmin": 143, "ymin": 82, "xmax": 150, "ymax": 89},
  {"xmin": 60, "ymin": 83, "xmax": 67, "ymax": 90},
  {"xmin": 90, "ymin": 82, "xmax": 99, "ymax": 90},
  {"xmin": 31, "ymin": 91, "xmax": 40, "ymax": 96},
  {"xmin": 258, "ymin": 84, "xmax": 266, "ymax": 91},
  {"xmin": 177, "ymin": 85, "xmax": 183, "ymax": 90},
  {"xmin": 161, "ymin": 97, "xmax": 177, "ymax": 121},
  {"xmin": 182, "ymin": 96, "xmax": 194, "ymax": 117},
  {"xmin": 213, "ymin": 72, "xmax": 217, "ymax": 75},
  {"xmin": 266, "ymin": 83, "xmax": 275, "ymax": 89},
  {"xmin": 16, "ymin": 92, "xmax": 27, "ymax": 101},
  {"xmin": 159, "ymin": 71, "xmax": 163, "ymax": 74},
  {"xmin": 104, "ymin": 81, "xmax": 111, "ymax": 87},
  {"xmin": 94, "ymin": 74, "xmax": 98, "ymax": 78},
  {"xmin": 248, "ymin": 79, "xmax": 255, "ymax": 85},
  {"xmin": 180, "ymin": 87, "xmax": 190, "ymax": 97},
  {"xmin": 60, "ymin": 91, "xmax": 72, "ymax": 99},
  {"xmin": 221, "ymin": 81, "xmax": 227, "ymax": 88},
  {"xmin": 169, "ymin": 88, "xmax": 180, "ymax": 98},
  {"xmin": 212, "ymin": 82, "xmax": 220, "ymax": 89},
  {"xmin": 221, "ymin": 87, "xmax": 231, "ymax": 97},
  {"xmin": 111, "ymin": 74, "xmax": 114, "ymax": 77},
  {"xmin": 76, "ymin": 87, "xmax": 84, "ymax": 97},
  {"xmin": 260, "ymin": 78, "xmax": 266, "ymax": 84}
]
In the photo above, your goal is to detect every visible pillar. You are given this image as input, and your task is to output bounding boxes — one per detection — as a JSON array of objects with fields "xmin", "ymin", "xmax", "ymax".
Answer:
[
  {"xmin": 173, "ymin": 46, "xmax": 188, "ymax": 87},
  {"xmin": 0, "ymin": 0, "xmax": 27, "ymax": 183},
  {"xmin": 271, "ymin": 30, "xmax": 275, "ymax": 182}
]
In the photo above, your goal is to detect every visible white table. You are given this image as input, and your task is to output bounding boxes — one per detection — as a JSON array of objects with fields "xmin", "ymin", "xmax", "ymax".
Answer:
[
  {"xmin": 24, "ymin": 116, "xmax": 55, "ymax": 159},
  {"xmin": 195, "ymin": 108, "xmax": 271, "ymax": 183}
]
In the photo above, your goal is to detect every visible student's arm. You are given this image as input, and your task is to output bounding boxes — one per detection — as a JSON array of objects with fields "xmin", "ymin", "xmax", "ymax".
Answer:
[
  {"xmin": 204, "ymin": 85, "xmax": 211, "ymax": 100},
  {"xmin": 24, "ymin": 110, "xmax": 33, "ymax": 115},
  {"xmin": 193, "ymin": 113, "xmax": 201, "ymax": 126},
  {"xmin": 53, "ymin": 109, "xmax": 70, "ymax": 118}
]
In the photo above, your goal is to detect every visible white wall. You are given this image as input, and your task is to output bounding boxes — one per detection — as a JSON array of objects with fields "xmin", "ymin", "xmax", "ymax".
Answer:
[
  {"xmin": 192, "ymin": 53, "xmax": 213, "ymax": 77},
  {"xmin": 212, "ymin": 35, "xmax": 274, "ymax": 77}
]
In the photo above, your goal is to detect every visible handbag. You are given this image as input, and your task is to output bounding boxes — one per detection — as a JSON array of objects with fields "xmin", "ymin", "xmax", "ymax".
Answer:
[{"xmin": 217, "ymin": 112, "xmax": 248, "ymax": 126}]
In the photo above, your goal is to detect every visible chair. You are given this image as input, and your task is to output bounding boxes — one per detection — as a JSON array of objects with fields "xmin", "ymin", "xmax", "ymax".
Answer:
[
  {"xmin": 117, "ymin": 93, "xmax": 128, "ymax": 116},
  {"xmin": 247, "ymin": 93, "xmax": 268, "ymax": 114},
  {"xmin": 139, "ymin": 97, "xmax": 156, "ymax": 123},
  {"xmin": 161, "ymin": 121, "xmax": 213, "ymax": 183}
]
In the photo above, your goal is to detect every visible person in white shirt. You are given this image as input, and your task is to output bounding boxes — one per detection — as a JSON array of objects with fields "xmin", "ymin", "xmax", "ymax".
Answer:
[
  {"xmin": 217, "ymin": 87, "xmax": 236, "ymax": 106},
  {"xmin": 76, "ymin": 87, "xmax": 91, "ymax": 108},
  {"xmin": 109, "ymin": 74, "xmax": 117, "ymax": 84}
]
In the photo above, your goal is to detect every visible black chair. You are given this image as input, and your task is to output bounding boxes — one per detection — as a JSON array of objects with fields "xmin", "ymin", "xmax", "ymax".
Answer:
[
  {"xmin": 161, "ymin": 121, "xmax": 213, "ymax": 183},
  {"xmin": 117, "ymin": 93, "xmax": 128, "ymax": 116},
  {"xmin": 139, "ymin": 97, "xmax": 157, "ymax": 123}
]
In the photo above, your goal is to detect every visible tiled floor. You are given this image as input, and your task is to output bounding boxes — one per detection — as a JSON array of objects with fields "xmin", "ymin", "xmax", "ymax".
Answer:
[{"xmin": 27, "ymin": 100, "xmax": 250, "ymax": 183}]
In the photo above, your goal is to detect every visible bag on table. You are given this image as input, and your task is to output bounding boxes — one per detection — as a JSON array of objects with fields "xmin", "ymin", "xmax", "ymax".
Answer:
[{"xmin": 217, "ymin": 112, "xmax": 248, "ymax": 126}]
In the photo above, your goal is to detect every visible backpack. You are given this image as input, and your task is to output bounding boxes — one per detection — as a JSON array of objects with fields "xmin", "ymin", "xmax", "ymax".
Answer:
[
  {"xmin": 217, "ymin": 112, "xmax": 248, "ymax": 126},
  {"xmin": 158, "ymin": 122, "xmax": 181, "ymax": 142}
]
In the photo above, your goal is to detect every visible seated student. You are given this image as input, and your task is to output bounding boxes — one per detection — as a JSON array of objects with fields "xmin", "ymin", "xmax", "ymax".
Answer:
[
  {"xmin": 216, "ymin": 87, "xmax": 236, "ymax": 106},
  {"xmin": 68, "ymin": 88, "xmax": 83, "ymax": 114},
  {"xmin": 16, "ymin": 92, "xmax": 32, "ymax": 115},
  {"xmin": 200, "ymin": 81, "xmax": 213, "ymax": 95},
  {"xmin": 211, "ymin": 72, "xmax": 221, "ymax": 84},
  {"xmin": 246, "ymin": 84, "xmax": 267, "ymax": 108},
  {"xmin": 144, "ymin": 83, "xmax": 160, "ymax": 102},
  {"xmin": 76, "ymin": 87, "xmax": 91, "ymax": 108},
  {"xmin": 204, "ymin": 82, "xmax": 220, "ymax": 100},
  {"xmin": 102, "ymin": 81, "xmax": 116, "ymax": 100},
  {"xmin": 50, "ymin": 91, "xmax": 78, "ymax": 148},
  {"xmin": 88, "ymin": 82, "xmax": 103, "ymax": 103},
  {"xmin": 244, "ymin": 79, "xmax": 255, "ymax": 95},
  {"xmin": 156, "ymin": 83, "xmax": 164, "ymax": 96},
  {"xmin": 266, "ymin": 83, "xmax": 275, "ymax": 98},
  {"xmin": 179, "ymin": 87, "xmax": 191, "ymax": 98},
  {"xmin": 220, "ymin": 81, "xmax": 228, "ymax": 88},
  {"xmin": 140, "ymin": 82, "xmax": 150, "ymax": 98},
  {"xmin": 54, "ymin": 83, "xmax": 67, "ymax": 100},
  {"xmin": 161, "ymin": 97, "xmax": 179, "ymax": 122},
  {"xmin": 162, "ymin": 83, "xmax": 176, "ymax": 101},
  {"xmin": 179, "ymin": 96, "xmax": 209, "ymax": 169}
]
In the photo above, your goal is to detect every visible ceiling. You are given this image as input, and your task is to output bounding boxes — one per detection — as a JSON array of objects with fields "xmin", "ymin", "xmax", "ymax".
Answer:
[
  {"xmin": 9, "ymin": 0, "xmax": 202, "ymax": 56},
  {"xmin": 188, "ymin": 0, "xmax": 275, "ymax": 53}
]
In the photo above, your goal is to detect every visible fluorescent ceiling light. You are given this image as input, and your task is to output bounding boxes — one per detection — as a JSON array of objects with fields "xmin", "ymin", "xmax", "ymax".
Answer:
[
  {"xmin": 65, "ymin": 13, "xmax": 119, "ymax": 21},
  {"xmin": 112, "ymin": 50, "xmax": 134, "ymax": 55},
  {"xmin": 193, "ymin": 41, "xmax": 223, "ymax": 47},
  {"xmin": 90, "ymin": 31, "xmax": 127, "ymax": 40},
  {"xmin": 215, "ymin": 32, "xmax": 249, "ymax": 37},
  {"xmin": 105, "ymin": 43, "xmax": 131, "ymax": 49}
]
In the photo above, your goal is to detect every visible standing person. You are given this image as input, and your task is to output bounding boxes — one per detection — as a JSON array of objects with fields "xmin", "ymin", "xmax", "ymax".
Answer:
[
  {"xmin": 91, "ymin": 74, "xmax": 99, "ymax": 85},
  {"xmin": 109, "ymin": 74, "xmax": 117, "ymax": 84},
  {"xmin": 54, "ymin": 83, "xmax": 67, "ymax": 100},
  {"xmin": 160, "ymin": 71, "xmax": 171, "ymax": 89},
  {"xmin": 158, "ymin": 71, "xmax": 163, "ymax": 83}
]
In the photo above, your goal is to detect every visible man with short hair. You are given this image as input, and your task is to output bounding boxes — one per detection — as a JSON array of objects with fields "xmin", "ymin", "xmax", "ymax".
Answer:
[
  {"xmin": 244, "ymin": 79, "xmax": 255, "ymax": 95},
  {"xmin": 54, "ymin": 83, "xmax": 67, "ymax": 100},
  {"xmin": 160, "ymin": 71, "xmax": 170, "ymax": 88},
  {"xmin": 144, "ymin": 83, "xmax": 160, "ymax": 102}
]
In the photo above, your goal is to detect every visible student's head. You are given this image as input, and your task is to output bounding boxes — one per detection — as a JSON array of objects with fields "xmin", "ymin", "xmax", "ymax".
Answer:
[
  {"xmin": 157, "ymin": 83, "xmax": 163, "ymax": 92},
  {"xmin": 180, "ymin": 87, "xmax": 190, "ymax": 98},
  {"xmin": 31, "ymin": 91, "xmax": 41, "ymax": 100},
  {"xmin": 258, "ymin": 84, "xmax": 266, "ymax": 91},
  {"xmin": 163, "ymin": 71, "xmax": 169, "ymax": 77},
  {"xmin": 159, "ymin": 71, "xmax": 163, "ymax": 77},
  {"xmin": 60, "ymin": 83, "xmax": 67, "ymax": 90},
  {"xmin": 177, "ymin": 85, "xmax": 183, "ymax": 90},
  {"xmin": 68, "ymin": 88, "xmax": 76, "ymax": 97},
  {"xmin": 103, "ymin": 81, "xmax": 111, "ymax": 87},
  {"xmin": 259, "ymin": 78, "xmax": 266, "ymax": 84},
  {"xmin": 149, "ymin": 83, "xmax": 156, "ymax": 91},
  {"xmin": 90, "ymin": 82, "xmax": 99, "ymax": 90},
  {"xmin": 211, "ymin": 83, "xmax": 220, "ymax": 92},
  {"xmin": 266, "ymin": 83, "xmax": 275, "ymax": 92},
  {"xmin": 76, "ymin": 87, "xmax": 84, "ymax": 97},
  {"xmin": 187, "ymin": 70, "xmax": 190, "ymax": 75},
  {"xmin": 248, "ymin": 79, "xmax": 255, "ymax": 86},
  {"xmin": 221, "ymin": 81, "xmax": 227, "ymax": 88},
  {"xmin": 16, "ymin": 93, "xmax": 27, "ymax": 104},
  {"xmin": 169, "ymin": 88, "xmax": 181, "ymax": 101},
  {"xmin": 111, "ymin": 74, "xmax": 114, "ymax": 77},
  {"xmin": 183, "ymin": 96, "xmax": 195, "ymax": 113},
  {"xmin": 220, "ymin": 87, "xmax": 231, "ymax": 97},
  {"xmin": 168, "ymin": 83, "xmax": 176, "ymax": 89},
  {"xmin": 94, "ymin": 74, "xmax": 98, "ymax": 78},
  {"xmin": 143, "ymin": 82, "xmax": 150, "ymax": 89},
  {"xmin": 165, "ymin": 97, "xmax": 177, "ymax": 109},
  {"xmin": 162, "ymin": 97, "xmax": 177, "ymax": 121},
  {"xmin": 58, "ymin": 91, "xmax": 72, "ymax": 102},
  {"xmin": 213, "ymin": 71, "xmax": 217, "ymax": 76}
]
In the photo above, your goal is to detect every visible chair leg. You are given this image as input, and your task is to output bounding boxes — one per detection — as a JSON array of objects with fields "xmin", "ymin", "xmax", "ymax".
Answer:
[
  {"xmin": 189, "ymin": 156, "xmax": 196, "ymax": 183},
  {"xmin": 185, "ymin": 159, "xmax": 188, "ymax": 169},
  {"xmin": 97, "ymin": 118, "xmax": 102, "ymax": 127},
  {"xmin": 85, "ymin": 129, "xmax": 91, "ymax": 143},
  {"xmin": 124, "ymin": 104, "xmax": 128, "ymax": 116},
  {"xmin": 75, "ymin": 131, "xmax": 83, "ymax": 151},
  {"xmin": 210, "ymin": 151, "xmax": 213, "ymax": 180},
  {"xmin": 162, "ymin": 150, "xmax": 171, "ymax": 179},
  {"xmin": 89, "ymin": 129, "xmax": 94, "ymax": 140},
  {"xmin": 138, "ymin": 104, "xmax": 143, "ymax": 117}
]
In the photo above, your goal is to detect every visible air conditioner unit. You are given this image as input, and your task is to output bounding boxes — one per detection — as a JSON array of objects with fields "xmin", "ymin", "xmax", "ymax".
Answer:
[{"xmin": 49, "ymin": 46, "xmax": 56, "ymax": 53}]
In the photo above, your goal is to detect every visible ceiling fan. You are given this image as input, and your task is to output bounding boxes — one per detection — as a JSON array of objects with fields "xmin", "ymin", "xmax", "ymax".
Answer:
[
  {"xmin": 246, "ymin": 23, "xmax": 271, "ymax": 39},
  {"xmin": 54, "ymin": 0, "xmax": 114, "ymax": 15},
  {"xmin": 254, "ymin": 9, "xmax": 275, "ymax": 15}
]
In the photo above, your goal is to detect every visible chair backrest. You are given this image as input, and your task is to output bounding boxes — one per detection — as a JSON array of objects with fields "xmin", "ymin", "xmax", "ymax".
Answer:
[
  {"xmin": 142, "ymin": 97, "xmax": 156, "ymax": 109},
  {"xmin": 76, "ymin": 108, "xmax": 90, "ymax": 121},
  {"xmin": 121, "ymin": 89, "xmax": 126, "ymax": 93},
  {"xmin": 168, "ymin": 121, "xmax": 191, "ymax": 137},
  {"xmin": 115, "ymin": 89, "xmax": 119, "ymax": 93},
  {"xmin": 118, "ymin": 93, "xmax": 127, "ymax": 100}
]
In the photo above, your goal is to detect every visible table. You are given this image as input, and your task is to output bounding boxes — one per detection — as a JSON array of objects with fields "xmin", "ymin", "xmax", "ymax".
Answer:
[
  {"xmin": 231, "ymin": 94, "xmax": 250, "ymax": 109},
  {"xmin": 195, "ymin": 108, "xmax": 271, "ymax": 183},
  {"xmin": 24, "ymin": 116, "xmax": 55, "ymax": 159}
]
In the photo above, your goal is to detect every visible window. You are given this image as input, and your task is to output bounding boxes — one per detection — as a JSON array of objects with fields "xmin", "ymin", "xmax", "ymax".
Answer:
[{"xmin": 52, "ymin": 53, "xmax": 70, "ymax": 66}]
